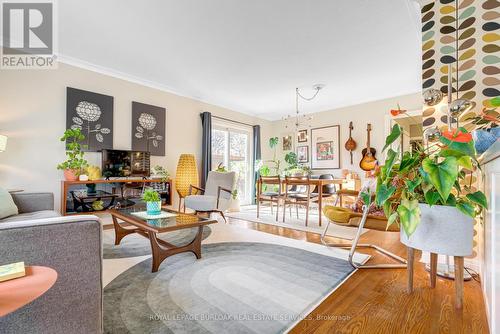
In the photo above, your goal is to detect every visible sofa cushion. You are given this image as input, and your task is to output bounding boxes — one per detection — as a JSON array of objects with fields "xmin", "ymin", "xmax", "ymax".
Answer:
[
  {"xmin": 185, "ymin": 195, "xmax": 217, "ymax": 211},
  {"xmin": 0, "ymin": 210, "xmax": 61, "ymax": 223},
  {"xmin": 0, "ymin": 187, "xmax": 18, "ymax": 219}
]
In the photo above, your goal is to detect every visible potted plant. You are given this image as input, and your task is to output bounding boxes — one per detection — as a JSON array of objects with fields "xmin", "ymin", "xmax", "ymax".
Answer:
[
  {"xmin": 57, "ymin": 128, "xmax": 88, "ymax": 181},
  {"xmin": 151, "ymin": 165, "xmax": 170, "ymax": 181},
  {"xmin": 375, "ymin": 119, "xmax": 487, "ymax": 257},
  {"xmin": 142, "ymin": 188, "xmax": 162, "ymax": 216}
]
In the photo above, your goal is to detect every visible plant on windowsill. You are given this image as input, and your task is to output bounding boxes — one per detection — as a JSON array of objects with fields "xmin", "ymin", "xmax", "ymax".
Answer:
[
  {"xmin": 57, "ymin": 128, "xmax": 89, "ymax": 181},
  {"xmin": 142, "ymin": 188, "xmax": 162, "ymax": 216},
  {"xmin": 375, "ymin": 113, "xmax": 487, "ymax": 258}
]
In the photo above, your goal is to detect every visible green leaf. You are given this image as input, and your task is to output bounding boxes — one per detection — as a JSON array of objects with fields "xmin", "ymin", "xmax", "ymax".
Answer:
[
  {"xmin": 383, "ymin": 201, "xmax": 393, "ymax": 218},
  {"xmin": 361, "ymin": 191, "xmax": 371, "ymax": 206},
  {"xmin": 381, "ymin": 148, "xmax": 398, "ymax": 181},
  {"xmin": 466, "ymin": 191, "xmax": 488, "ymax": 209},
  {"xmin": 445, "ymin": 193, "xmax": 457, "ymax": 206},
  {"xmin": 439, "ymin": 148, "xmax": 467, "ymax": 158},
  {"xmin": 422, "ymin": 157, "xmax": 458, "ymax": 202},
  {"xmin": 397, "ymin": 198, "xmax": 421, "ymax": 237},
  {"xmin": 375, "ymin": 184, "xmax": 396, "ymax": 206},
  {"xmin": 383, "ymin": 124, "xmax": 401, "ymax": 152},
  {"xmin": 399, "ymin": 151, "xmax": 420, "ymax": 172},
  {"xmin": 269, "ymin": 137, "xmax": 279, "ymax": 149},
  {"xmin": 439, "ymin": 134, "xmax": 476, "ymax": 157},
  {"xmin": 386, "ymin": 212, "xmax": 398, "ymax": 230},
  {"xmin": 456, "ymin": 200, "xmax": 475, "ymax": 217},
  {"xmin": 424, "ymin": 190, "xmax": 441, "ymax": 206},
  {"xmin": 405, "ymin": 178, "xmax": 422, "ymax": 193},
  {"xmin": 457, "ymin": 156, "xmax": 473, "ymax": 169}
]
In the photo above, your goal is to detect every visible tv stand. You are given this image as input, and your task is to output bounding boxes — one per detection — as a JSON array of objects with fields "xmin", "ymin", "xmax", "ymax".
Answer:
[{"xmin": 60, "ymin": 178, "xmax": 173, "ymax": 215}]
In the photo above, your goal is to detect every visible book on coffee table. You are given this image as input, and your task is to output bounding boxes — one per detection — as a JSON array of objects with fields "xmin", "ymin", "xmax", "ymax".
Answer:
[
  {"xmin": 131, "ymin": 211, "xmax": 178, "ymax": 220},
  {"xmin": 0, "ymin": 262, "xmax": 26, "ymax": 282}
]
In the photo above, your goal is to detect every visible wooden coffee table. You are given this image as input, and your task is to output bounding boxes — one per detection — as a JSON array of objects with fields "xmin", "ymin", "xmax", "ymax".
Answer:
[{"xmin": 109, "ymin": 206, "xmax": 217, "ymax": 272}]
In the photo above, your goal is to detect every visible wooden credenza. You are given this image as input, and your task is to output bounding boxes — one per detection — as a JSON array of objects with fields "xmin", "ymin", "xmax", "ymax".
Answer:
[{"xmin": 60, "ymin": 178, "xmax": 173, "ymax": 215}]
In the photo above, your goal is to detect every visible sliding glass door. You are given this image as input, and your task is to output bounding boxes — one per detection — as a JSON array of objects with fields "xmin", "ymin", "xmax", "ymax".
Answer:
[{"xmin": 211, "ymin": 123, "xmax": 252, "ymax": 205}]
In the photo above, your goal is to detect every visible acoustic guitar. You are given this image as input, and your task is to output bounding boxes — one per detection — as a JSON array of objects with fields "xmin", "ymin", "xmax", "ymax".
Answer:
[
  {"xmin": 359, "ymin": 124, "xmax": 377, "ymax": 171},
  {"xmin": 344, "ymin": 121, "xmax": 357, "ymax": 164}
]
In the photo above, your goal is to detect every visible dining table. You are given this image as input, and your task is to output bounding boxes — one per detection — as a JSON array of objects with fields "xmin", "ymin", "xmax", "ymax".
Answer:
[{"xmin": 256, "ymin": 177, "xmax": 345, "ymax": 226}]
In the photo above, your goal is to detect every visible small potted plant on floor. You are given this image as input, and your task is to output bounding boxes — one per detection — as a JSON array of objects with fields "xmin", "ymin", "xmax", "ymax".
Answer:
[
  {"xmin": 375, "ymin": 120, "xmax": 488, "ymax": 257},
  {"xmin": 57, "ymin": 128, "xmax": 88, "ymax": 181},
  {"xmin": 142, "ymin": 188, "xmax": 162, "ymax": 216}
]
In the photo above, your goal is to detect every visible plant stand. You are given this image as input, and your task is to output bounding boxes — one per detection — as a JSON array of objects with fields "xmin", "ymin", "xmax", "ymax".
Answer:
[{"xmin": 407, "ymin": 248, "xmax": 466, "ymax": 308}]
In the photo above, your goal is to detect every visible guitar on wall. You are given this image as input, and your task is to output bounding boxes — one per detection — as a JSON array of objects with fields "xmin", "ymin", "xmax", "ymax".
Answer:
[
  {"xmin": 344, "ymin": 121, "xmax": 357, "ymax": 164},
  {"xmin": 359, "ymin": 123, "xmax": 377, "ymax": 171}
]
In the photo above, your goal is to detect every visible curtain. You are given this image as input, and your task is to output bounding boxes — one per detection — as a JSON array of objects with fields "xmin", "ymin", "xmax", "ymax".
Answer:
[
  {"xmin": 200, "ymin": 112, "xmax": 212, "ymax": 188},
  {"xmin": 252, "ymin": 125, "xmax": 261, "ymax": 204}
]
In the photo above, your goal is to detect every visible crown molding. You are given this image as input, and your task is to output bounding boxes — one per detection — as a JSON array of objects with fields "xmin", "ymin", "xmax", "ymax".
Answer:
[{"xmin": 56, "ymin": 54, "xmax": 260, "ymax": 119}]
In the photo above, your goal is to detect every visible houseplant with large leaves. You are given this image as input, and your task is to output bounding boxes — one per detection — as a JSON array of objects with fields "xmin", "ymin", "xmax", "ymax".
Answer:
[{"xmin": 375, "ymin": 121, "xmax": 487, "ymax": 256}]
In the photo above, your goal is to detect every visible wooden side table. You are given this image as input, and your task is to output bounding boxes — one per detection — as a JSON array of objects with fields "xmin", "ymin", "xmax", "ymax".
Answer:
[
  {"xmin": 0, "ymin": 266, "xmax": 58, "ymax": 317},
  {"xmin": 407, "ymin": 247, "xmax": 464, "ymax": 308}
]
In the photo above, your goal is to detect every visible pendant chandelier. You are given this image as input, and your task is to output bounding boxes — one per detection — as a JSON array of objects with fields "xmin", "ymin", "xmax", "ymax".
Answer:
[{"xmin": 283, "ymin": 84, "xmax": 325, "ymax": 130}]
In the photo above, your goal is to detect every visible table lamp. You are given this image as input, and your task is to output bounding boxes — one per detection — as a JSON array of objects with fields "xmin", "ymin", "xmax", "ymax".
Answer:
[
  {"xmin": 0, "ymin": 135, "xmax": 7, "ymax": 152},
  {"xmin": 175, "ymin": 154, "xmax": 199, "ymax": 211}
]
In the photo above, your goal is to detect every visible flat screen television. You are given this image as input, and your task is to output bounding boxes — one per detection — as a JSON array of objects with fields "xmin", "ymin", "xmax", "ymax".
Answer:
[{"xmin": 102, "ymin": 149, "xmax": 150, "ymax": 178}]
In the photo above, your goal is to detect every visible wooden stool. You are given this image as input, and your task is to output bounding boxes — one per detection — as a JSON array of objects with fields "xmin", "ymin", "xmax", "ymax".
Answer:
[{"xmin": 407, "ymin": 247, "xmax": 464, "ymax": 309}]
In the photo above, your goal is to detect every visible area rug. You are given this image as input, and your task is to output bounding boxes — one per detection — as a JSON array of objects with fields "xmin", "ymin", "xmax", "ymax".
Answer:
[
  {"xmin": 103, "ymin": 223, "xmax": 370, "ymax": 334},
  {"xmin": 226, "ymin": 205, "xmax": 367, "ymax": 240}
]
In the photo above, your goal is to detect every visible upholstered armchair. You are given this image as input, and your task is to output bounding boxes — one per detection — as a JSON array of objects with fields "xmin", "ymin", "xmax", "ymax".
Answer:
[{"xmin": 184, "ymin": 171, "xmax": 237, "ymax": 223}]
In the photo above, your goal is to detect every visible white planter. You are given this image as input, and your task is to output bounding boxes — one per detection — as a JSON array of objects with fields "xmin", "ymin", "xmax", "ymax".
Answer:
[
  {"xmin": 228, "ymin": 199, "xmax": 240, "ymax": 212},
  {"xmin": 400, "ymin": 204, "xmax": 474, "ymax": 256}
]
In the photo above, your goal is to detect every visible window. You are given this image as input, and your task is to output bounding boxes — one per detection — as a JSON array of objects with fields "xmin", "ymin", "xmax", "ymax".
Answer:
[{"xmin": 211, "ymin": 122, "xmax": 253, "ymax": 205}]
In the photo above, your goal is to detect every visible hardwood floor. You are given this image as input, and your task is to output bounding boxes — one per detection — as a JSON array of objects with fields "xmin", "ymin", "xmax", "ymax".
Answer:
[{"xmin": 227, "ymin": 217, "xmax": 489, "ymax": 334}]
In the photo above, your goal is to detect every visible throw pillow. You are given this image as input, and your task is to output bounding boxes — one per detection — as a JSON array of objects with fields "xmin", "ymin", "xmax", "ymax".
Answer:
[{"xmin": 0, "ymin": 187, "xmax": 19, "ymax": 220}]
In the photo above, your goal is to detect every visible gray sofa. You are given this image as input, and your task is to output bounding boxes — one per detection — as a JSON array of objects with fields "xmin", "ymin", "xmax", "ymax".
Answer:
[{"xmin": 0, "ymin": 193, "xmax": 102, "ymax": 334}]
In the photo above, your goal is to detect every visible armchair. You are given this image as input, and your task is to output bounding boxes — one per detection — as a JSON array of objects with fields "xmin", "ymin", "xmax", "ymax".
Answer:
[
  {"xmin": 184, "ymin": 171, "xmax": 236, "ymax": 223},
  {"xmin": 321, "ymin": 189, "xmax": 407, "ymax": 269}
]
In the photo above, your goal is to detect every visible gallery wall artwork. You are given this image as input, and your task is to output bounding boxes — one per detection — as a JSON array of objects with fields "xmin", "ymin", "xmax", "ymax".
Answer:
[
  {"xmin": 132, "ymin": 101, "xmax": 166, "ymax": 156},
  {"xmin": 297, "ymin": 145, "xmax": 309, "ymax": 163},
  {"xmin": 282, "ymin": 134, "xmax": 293, "ymax": 151},
  {"xmin": 66, "ymin": 87, "xmax": 114, "ymax": 151},
  {"xmin": 310, "ymin": 125, "xmax": 340, "ymax": 169},
  {"xmin": 297, "ymin": 130, "xmax": 308, "ymax": 143}
]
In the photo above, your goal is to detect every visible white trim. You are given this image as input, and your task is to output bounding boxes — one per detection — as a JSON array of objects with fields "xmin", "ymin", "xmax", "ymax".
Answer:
[{"xmin": 56, "ymin": 54, "xmax": 259, "ymax": 119}]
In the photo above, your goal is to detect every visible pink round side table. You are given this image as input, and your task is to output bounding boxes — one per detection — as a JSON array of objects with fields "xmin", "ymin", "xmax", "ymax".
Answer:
[{"xmin": 0, "ymin": 266, "xmax": 58, "ymax": 317}]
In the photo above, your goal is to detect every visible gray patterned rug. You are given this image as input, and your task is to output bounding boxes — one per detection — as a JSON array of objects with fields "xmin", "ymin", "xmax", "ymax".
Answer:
[{"xmin": 104, "ymin": 242, "xmax": 356, "ymax": 334}]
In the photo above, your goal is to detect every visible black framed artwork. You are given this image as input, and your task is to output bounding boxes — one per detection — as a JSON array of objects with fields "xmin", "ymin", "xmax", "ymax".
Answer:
[
  {"xmin": 297, "ymin": 130, "xmax": 308, "ymax": 143},
  {"xmin": 66, "ymin": 87, "xmax": 114, "ymax": 151},
  {"xmin": 131, "ymin": 101, "xmax": 166, "ymax": 156},
  {"xmin": 297, "ymin": 145, "xmax": 309, "ymax": 163},
  {"xmin": 310, "ymin": 125, "xmax": 340, "ymax": 169}
]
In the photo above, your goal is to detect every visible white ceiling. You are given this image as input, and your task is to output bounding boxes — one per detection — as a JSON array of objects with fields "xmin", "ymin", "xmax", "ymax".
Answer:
[{"xmin": 58, "ymin": 0, "xmax": 422, "ymax": 120}]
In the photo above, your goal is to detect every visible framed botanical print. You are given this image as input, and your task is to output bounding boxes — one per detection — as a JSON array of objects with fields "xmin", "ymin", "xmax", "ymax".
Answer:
[
  {"xmin": 297, "ymin": 130, "xmax": 308, "ymax": 143},
  {"xmin": 297, "ymin": 145, "xmax": 309, "ymax": 163},
  {"xmin": 66, "ymin": 87, "xmax": 114, "ymax": 151},
  {"xmin": 132, "ymin": 101, "xmax": 166, "ymax": 156},
  {"xmin": 311, "ymin": 125, "xmax": 340, "ymax": 169},
  {"xmin": 282, "ymin": 134, "xmax": 293, "ymax": 151}
]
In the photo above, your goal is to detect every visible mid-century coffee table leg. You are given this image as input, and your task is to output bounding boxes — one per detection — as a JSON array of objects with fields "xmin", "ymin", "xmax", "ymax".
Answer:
[
  {"xmin": 112, "ymin": 216, "xmax": 138, "ymax": 245},
  {"xmin": 148, "ymin": 226, "xmax": 205, "ymax": 272}
]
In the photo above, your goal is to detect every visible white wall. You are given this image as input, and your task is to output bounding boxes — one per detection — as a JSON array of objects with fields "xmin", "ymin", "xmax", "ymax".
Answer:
[
  {"xmin": 264, "ymin": 93, "xmax": 422, "ymax": 180},
  {"xmin": 0, "ymin": 62, "xmax": 272, "ymax": 210}
]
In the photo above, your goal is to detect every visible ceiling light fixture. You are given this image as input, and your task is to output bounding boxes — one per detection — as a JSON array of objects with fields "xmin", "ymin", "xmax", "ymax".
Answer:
[{"xmin": 284, "ymin": 84, "xmax": 325, "ymax": 131}]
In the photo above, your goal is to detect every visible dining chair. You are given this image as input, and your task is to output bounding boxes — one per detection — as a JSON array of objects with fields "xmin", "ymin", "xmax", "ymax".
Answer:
[
  {"xmin": 256, "ymin": 176, "xmax": 281, "ymax": 221},
  {"xmin": 282, "ymin": 175, "xmax": 315, "ymax": 226},
  {"xmin": 311, "ymin": 174, "xmax": 337, "ymax": 204}
]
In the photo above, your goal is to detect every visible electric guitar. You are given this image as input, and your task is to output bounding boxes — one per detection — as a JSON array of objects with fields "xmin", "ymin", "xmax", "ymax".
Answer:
[{"xmin": 359, "ymin": 124, "xmax": 377, "ymax": 171}]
